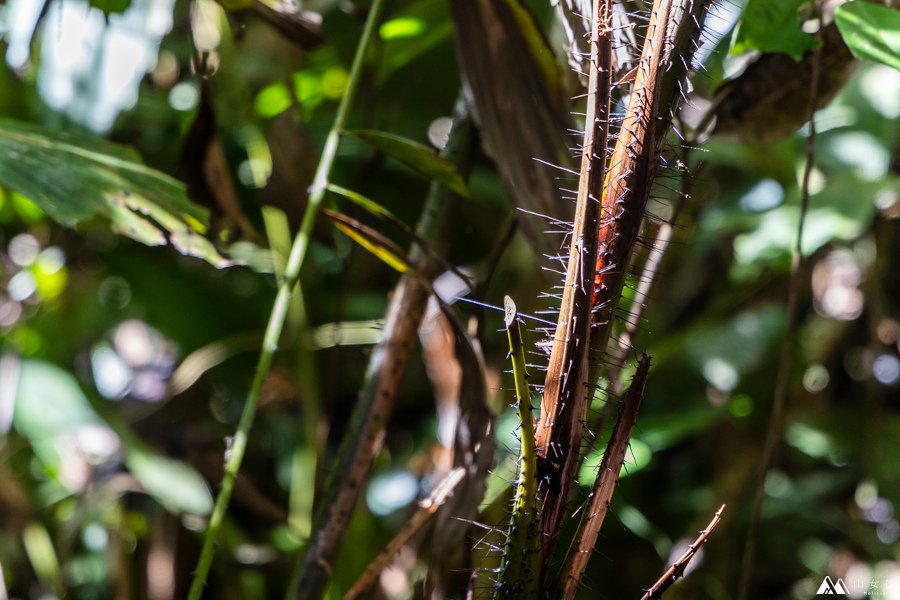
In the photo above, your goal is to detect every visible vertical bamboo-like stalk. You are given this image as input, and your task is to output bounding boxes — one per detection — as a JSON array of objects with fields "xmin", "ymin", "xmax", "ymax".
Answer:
[
  {"xmin": 186, "ymin": 1, "xmax": 387, "ymax": 595},
  {"xmin": 534, "ymin": 0, "xmax": 612, "ymax": 574}
]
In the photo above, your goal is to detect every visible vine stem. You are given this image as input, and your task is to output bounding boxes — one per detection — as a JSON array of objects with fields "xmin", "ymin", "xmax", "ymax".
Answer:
[
  {"xmin": 186, "ymin": 1, "xmax": 388, "ymax": 596},
  {"xmin": 735, "ymin": 12, "xmax": 822, "ymax": 600}
]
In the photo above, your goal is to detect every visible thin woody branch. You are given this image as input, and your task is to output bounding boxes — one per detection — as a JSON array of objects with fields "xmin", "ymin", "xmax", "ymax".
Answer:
[{"xmin": 640, "ymin": 504, "xmax": 726, "ymax": 600}]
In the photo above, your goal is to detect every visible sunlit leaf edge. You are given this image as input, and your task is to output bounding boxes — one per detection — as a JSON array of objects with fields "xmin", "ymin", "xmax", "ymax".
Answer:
[{"xmin": 347, "ymin": 129, "xmax": 470, "ymax": 197}]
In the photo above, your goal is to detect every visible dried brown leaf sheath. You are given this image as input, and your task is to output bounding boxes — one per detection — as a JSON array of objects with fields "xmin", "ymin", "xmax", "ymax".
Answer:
[
  {"xmin": 450, "ymin": 0, "xmax": 574, "ymax": 255},
  {"xmin": 554, "ymin": 355, "xmax": 650, "ymax": 600},
  {"xmin": 534, "ymin": 0, "xmax": 613, "ymax": 578},
  {"xmin": 592, "ymin": 0, "xmax": 673, "ymax": 318},
  {"xmin": 536, "ymin": 0, "xmax": 686, "ymax": 585}
]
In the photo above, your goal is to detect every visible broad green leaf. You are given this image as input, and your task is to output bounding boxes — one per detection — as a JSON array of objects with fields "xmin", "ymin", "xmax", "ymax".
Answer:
[
  {"xmin": 683, "ymin": 306, "xmax": 787, "ymax": 380},
  {"xmin": 347, "ymin": 130, "xmax": 469, "ymax": 197},
  {"xmin": 124, "ymin": 445, "xmax": 213, "ymax": 516},
  {"xmin": 836, "ymin": 1, "xmax": 900, "ymax": 70},
  {"xmin": 13, "ymin": 359, "xmax": 104, "ymax": 446},
  {"xmin": 733, "ymin": 0, "xmax": 819, "ymax": 60},
  {"xmin": 12, "ymin": 358, "xmax": 212, "ymax": 515},
  {"xmin": 0, "ymin": 118, "xmax": 232, "ymax": 268},
  {"xmin": 225, "ymin": 241, "xmax": 276, "ymax": 274},
  {"xmin": 733, "ymin": 173, "xmax": 891, "ymax": 266}
]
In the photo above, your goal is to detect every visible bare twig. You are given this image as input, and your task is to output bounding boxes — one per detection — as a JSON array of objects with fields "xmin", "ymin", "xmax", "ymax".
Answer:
[{"xmin": 640, "ymin": 504, "xmax": 726, "ymax": 600}]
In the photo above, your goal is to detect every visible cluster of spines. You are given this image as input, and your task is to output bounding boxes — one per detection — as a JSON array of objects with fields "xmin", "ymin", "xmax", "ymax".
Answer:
[{"xmin": 478, "ymin": 2, "xmax": 717, "ymax": 598}]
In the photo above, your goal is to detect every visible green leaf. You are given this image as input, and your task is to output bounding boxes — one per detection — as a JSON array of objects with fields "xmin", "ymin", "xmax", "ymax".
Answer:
[
  {"xmin": 836, "ymin": 1, "xmax": 900, "ymax": 70},
  {"xmin": 225, "ymin": 241, "xmax": 276, "ymax": 274},
  {"xmin": 0, "ymin": 119, "xmax": 232, "ymax": 268},
  {"xmin": 255, "ymin": 83, "xmax": 293, "ymax": 119},
  {"xmin": 733, "ymin": 0, "xmax": 819, "ymax": 60},
  {"xmin": 13, "ymin": 360, "xmax": 105, "ymax": 448},
  {"xmin": 326, "ymin": 183, "xmax": 394, "ymax": 220},
  {"xmin": 22, "ymin": 523, "xmax": 63, "ymax": 595},
  {"xmin": 347, "ymin": 130, "xmax": 469, "ymax": 197},
  {"xmin": 90, "ymin": 0, "xmax": 131, "ymax": 13},
  {"xmin": 683, "ymin": 306, "xmax": 787, "ymax": 380},
  {"xmin": 377, "ymin": 0, "xmax": 453, "ymax": 79},
  {"xmin": 579, "ymin": 438, "xmax": 653, "ymax": 486},
  {"xmin": 380, "ymin": 17, "xmax": 427, "ymax": 40},
  {"xmin": 12, "ymin": 358, "xmax": 212, "ymax": 515},
  {"xmin": 124, "ymin": 445, "xmax": 213, "ymax": 516}
]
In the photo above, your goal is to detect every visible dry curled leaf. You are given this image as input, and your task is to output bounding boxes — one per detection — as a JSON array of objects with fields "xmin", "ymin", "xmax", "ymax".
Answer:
[{"xmin": 450, "ymin": 0, "xmax": 574, "ymax": 256}]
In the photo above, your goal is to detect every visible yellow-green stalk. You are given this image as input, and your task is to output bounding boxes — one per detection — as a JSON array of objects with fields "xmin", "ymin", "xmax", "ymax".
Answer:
[{"xmin": 495, "ymin": 296, "xmax": 541, "ymax": 599}]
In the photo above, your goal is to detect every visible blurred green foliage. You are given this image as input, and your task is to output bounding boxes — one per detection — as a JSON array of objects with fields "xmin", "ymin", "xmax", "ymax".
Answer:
[{"xmin": 0, "ymin": 0, "xmax": 897, "ymax": 599}]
